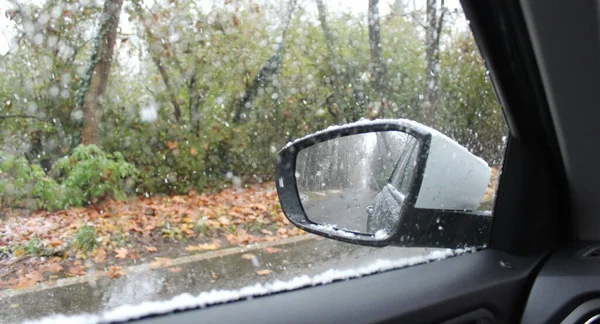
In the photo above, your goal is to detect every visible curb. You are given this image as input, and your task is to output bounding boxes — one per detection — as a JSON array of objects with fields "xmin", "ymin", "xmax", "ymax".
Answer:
[{"xmin": 0, "ymin": 234, "xmax": 318, "ymax": 299}]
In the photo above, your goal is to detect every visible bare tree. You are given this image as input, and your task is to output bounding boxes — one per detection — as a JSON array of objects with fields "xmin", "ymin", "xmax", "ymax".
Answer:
[
  {"xmin": 423, "ymin": 0, "xmax": 445, "ymax": 121},
  {"xmin": 132, "ymin": 1, "xmax": 182, "ymax": 122},
  {"xmin": 78, "ymin": 0, "xmax": 124, "ymax": 145},
  {"xmin": 368, "ymin": 0, "xmax": 385, "ymax": 112},
  {"xmin": 392, "ymin": 0, "xmax": 405, "ymax": 16},
  {"xmin": 315, "ymin": 0, "xmax": 346, "ymax": 122},
  {"xmin": 232, "ymin": 0, "xmax": 297, "ymax": 124}
]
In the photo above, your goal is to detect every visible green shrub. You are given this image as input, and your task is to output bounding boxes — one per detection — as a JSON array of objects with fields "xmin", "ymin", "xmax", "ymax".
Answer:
[
  {"xmin": 0, "ymin": 145, "xmax": 138, "ymax": 211},
  {"xmin": 72, "ymin": 225, "xmax": 97, "ymax": 253},
  {"xmin": 0, "ymin": 153, "xmax": 59, "ymax": 210},
  {"xmin": 51, "ymin": 144, "xmax": 139, "ymax": 207},
  {"xmin": 103, "ymin": 121, "xmax": 209, "ymax": 195}
]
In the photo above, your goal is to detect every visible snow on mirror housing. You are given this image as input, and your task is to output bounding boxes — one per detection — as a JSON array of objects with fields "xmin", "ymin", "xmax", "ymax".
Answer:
[{"xmin": 275, "ymin": 120, "xmax": 494, "ymax": 248}]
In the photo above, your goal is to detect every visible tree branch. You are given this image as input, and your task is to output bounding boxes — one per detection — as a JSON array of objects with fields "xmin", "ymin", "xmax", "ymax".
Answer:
[{"xmin": 434, "ymin": 0, "xmax": 446, "ymax": 48}]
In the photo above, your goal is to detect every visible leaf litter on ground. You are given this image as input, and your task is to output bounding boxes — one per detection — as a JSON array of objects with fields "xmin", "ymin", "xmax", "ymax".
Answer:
[{"xmin": 0, "ymin": 184, "xmax": 305, "ymax": 290}]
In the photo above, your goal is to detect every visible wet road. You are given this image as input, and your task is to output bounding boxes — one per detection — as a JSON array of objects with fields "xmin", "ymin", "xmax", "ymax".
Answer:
[
  {"xmin": 303, "ymin": 188, "xmax": 378, "ymax": 233},
  {"xmin": 2, "ymin": 236, "xmax": 432, "ymax": 323}
]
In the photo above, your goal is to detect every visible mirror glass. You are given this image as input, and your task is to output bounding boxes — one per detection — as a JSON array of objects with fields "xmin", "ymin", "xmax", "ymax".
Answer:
[{"xmin": 296, "ymin": 131, "xmax": 420, "ymax": 236}]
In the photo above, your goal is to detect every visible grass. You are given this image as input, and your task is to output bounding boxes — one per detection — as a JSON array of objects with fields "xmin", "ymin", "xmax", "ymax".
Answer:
[{"xmin": 72, "ymin": 225, "xmax": 97, "ymax": 253}]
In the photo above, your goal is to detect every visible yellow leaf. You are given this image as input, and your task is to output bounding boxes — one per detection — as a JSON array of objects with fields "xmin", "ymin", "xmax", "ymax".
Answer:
[
  {"xmin": 260, "ymin": 229, "xmax": 274, "ymax": 236},
  {"xmin": 47, "ymin": 263, "xmax": 63, "ymax": 273},
  {"xmin": 93, "ymin": 248, "xmax": 107, "ymax": 264},
  {"xmin": 151, "ymin": 257, "xmax": 173, "ymax": 268},
  {"xmin": 218, "ymin": 216, "xmax": 231, "ymax": 226},
  {"xmin": 185, "ymin": 243, "xmax": 219, "ymax": 252},
  {"xmin": 106, "ymin": 266, "xmax": 124, "ymax": 279},
  {"xmin": 263, "ymin": 247, "xmax": 280, "ymax": 254},
  {"xmin": 256, "ymin": 269, "xmax": 272, "ymax": 276},
  {"xmin": 114, "ymin": 248, "xmax": 128, "ymax": 259},
  {"xmin": 241, "ymin": 253, "xmax": 255, "ymax": 260}
]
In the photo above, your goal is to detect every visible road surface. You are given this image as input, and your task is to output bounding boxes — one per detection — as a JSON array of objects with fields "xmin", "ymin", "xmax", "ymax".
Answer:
[
  {"xmin": 0, "ymin": 236, "xmax": 433, "ymax": 323},
  {"xmin": 302, "ymin": 188, "xmax": 378, "ymax": 233}
]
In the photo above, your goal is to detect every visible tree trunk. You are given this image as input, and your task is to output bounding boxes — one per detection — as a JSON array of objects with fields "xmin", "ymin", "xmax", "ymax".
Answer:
[
  {"xmin": 423, "ymin": 0, "xmax": 445, "ymax": 121},
  {"xmin": 188, "ymin": 72, "xmax": 204, "ymax": 134},
  {"xmin": 232, "ymin": 0, "xmax": 296, "ymax": 124},
  {"xmin": 315, "ymin": 0, "xmax": 346, "ymax": 123},
  {"xmin": 368, "ymin": 0, "xmax": 384, "ymax": 110},
  {"xmin": 133, "ymin": 2, "xmax": 182, "ymax": 122},
  {"xmin": 79, "ymin": 0, "xmax": 124, "ymax": 145}
]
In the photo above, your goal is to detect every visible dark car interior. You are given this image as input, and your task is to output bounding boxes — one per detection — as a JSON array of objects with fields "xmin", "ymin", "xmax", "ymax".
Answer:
[{"xmin": 125, "ymin": 0, "xmax": 600, "ymax": 323}]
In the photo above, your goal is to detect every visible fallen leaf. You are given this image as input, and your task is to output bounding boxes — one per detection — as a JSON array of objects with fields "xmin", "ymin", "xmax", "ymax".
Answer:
[
  {"xmin": 106, "ymin": 266, "xmax": 124, "ymax": 279},
  {"xmin": 94, "ymin": 248, "xmax": 107, "ymax": 264},
  {"xmin": 168, "ymin": 267, "xmax": 182, "ymax": 273},
  {"xmin": 47, "ymin": 263, "xmax": 63, "ymax": 273},
  {"xmin": 10, "ymin": 278, "xmax": 36, "ymax": 290},
  {"xmin": 218, "ymin": 216, "xmax": 231, "ymax": 226},
  {"xmin": 263, "ymin": 247, "xmax": 280, "ymax": 254},
  {"xmin": 128, "ymin": 251, "xmax": 139, "ymax": 260},
  {"xmin": 48, "ymin": 239, "xmax": 63, "ymax": 247},
  {"xmin": 145, "ymin": 246, "xmax": 158, "ymax": 252},
  {"xmin": 152, "ymin": 257, "xmax": 173, "ymax": 268},
  {"xmin": 0, "ymin": 278, "xmax": 18, "ymax": 289},
  {"xmin": 241, "ymin": 253, "xmax": 255, "ymax": 260},
  {"xmin": 9, "ymin": 304, "xmax": 19, "ymax": 308},
  {"xmin": 67, "ymin": 265, "xmax": 85, "ymax": 277},
  {"xmin": 28, "ymin": 270, "xmax": 43, "ymax": 283},
  {"xmin": 166, "ymin": 141, "xmax": 178, "ymax": 150},
  {"xmin": 256, "ymin": 269, "xmax": 272, "ymax": 276},
  {"xmin": 260, "ymin": 229, "xmax": 274, "ymax": 236},
  {"xmin": 114, "ymin": 248, "xmax": 128, "ymax": 259},
  {"xmin": 185, "ymin": 243, "xmax": 219, "ymax": 252}
]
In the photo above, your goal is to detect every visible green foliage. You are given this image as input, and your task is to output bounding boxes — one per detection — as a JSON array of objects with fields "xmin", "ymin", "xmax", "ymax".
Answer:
[
  {"xmin": 0, "ymin": 153, "xmax": 56, "ymax": 210},
  {"xmin": 0, "ymin": 0, "xmax": 508, "ymax": 207},
  {"xmin": 72, "ymin": 225, "xmax": 97, "ymax": 253},
  {"xmin": 0, "ymin": 145, "xmax": 138, "ymax": 211},
  {"xmin": 52, "ymin": 144, "xmax": 139, "ymax": 204},
  {"xmin": 437, "ymin": 34, "xmax": 508, "ymax": 164},
  {"xmin": 102, "ymin": 121, "xmax": 208, "ymax": 194},
  {"xmin": 21, "ymin": 237, "xmax": 53, "ymax": 256}
]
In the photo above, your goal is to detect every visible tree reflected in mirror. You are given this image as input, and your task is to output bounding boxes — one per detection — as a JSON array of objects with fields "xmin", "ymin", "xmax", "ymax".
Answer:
[{"xmin": 296, "ymin": 131, "xmax": 419, "ymax": 235}]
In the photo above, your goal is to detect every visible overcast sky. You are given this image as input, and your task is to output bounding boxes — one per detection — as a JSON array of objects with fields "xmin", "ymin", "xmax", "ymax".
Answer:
[{"xmin": 0, "ymin": 0, "xmax": 464, "ymax": 56}]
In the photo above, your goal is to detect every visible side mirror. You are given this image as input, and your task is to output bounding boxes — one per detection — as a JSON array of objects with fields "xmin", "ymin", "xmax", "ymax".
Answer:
[{"xmin": 275, "ymin": 119, "xmax": 494, "ymax": 248}]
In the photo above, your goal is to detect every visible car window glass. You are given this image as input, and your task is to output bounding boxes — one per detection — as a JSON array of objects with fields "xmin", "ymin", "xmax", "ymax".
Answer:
[{"xmin": 0, "ymin": 0, "xmax": 506, "ymax": 321}]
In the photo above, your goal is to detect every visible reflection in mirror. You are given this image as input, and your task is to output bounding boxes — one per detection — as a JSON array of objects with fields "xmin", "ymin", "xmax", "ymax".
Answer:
[{"xmin": 296, "ymin": 131, "xmax": 419, "ymax": 236}]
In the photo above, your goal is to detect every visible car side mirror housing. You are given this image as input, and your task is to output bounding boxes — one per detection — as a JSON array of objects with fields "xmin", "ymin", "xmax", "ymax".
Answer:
[{"xmin": 275, "ymin": 119, "xmax": 494, "ymax": 248}]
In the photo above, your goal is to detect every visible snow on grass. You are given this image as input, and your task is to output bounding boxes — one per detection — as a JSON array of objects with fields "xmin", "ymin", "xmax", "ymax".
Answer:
[{"xmin": 23, "ymin": 248, "xmax": 476, "ymax": 324}]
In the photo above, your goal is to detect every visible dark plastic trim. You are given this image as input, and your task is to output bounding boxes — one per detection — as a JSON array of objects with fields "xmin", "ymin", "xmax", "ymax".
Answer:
[
  {"xmin": 561, "ymin": 298, "xmax": 600, "ymax": 324},
  {"xmin": 461, "ymin": 0, "xmax": 568, "ymax": 255},
  {"xmin": 129, "ymin": 249, "xmax": 545, "ymax": 324}
]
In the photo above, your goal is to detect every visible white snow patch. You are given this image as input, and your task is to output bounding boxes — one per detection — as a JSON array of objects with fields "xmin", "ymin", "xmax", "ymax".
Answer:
[
  {"xmin": 374, "ymin": 229, "xmax": 388, "ymax": 239},
  {"xmin": 281, "ymin": 118, "xmax": 488, "ymax": 168},
  {"xmin": 282, "ymin": 118, "xmax": 442, "ymax": 151},
  {"xmin": 308, "ymin": 223, "xmax": 358, "ymax": 239},
  {"xmin": 23, "ymin": 248, "xmax": 475, "ymax": 324}
]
